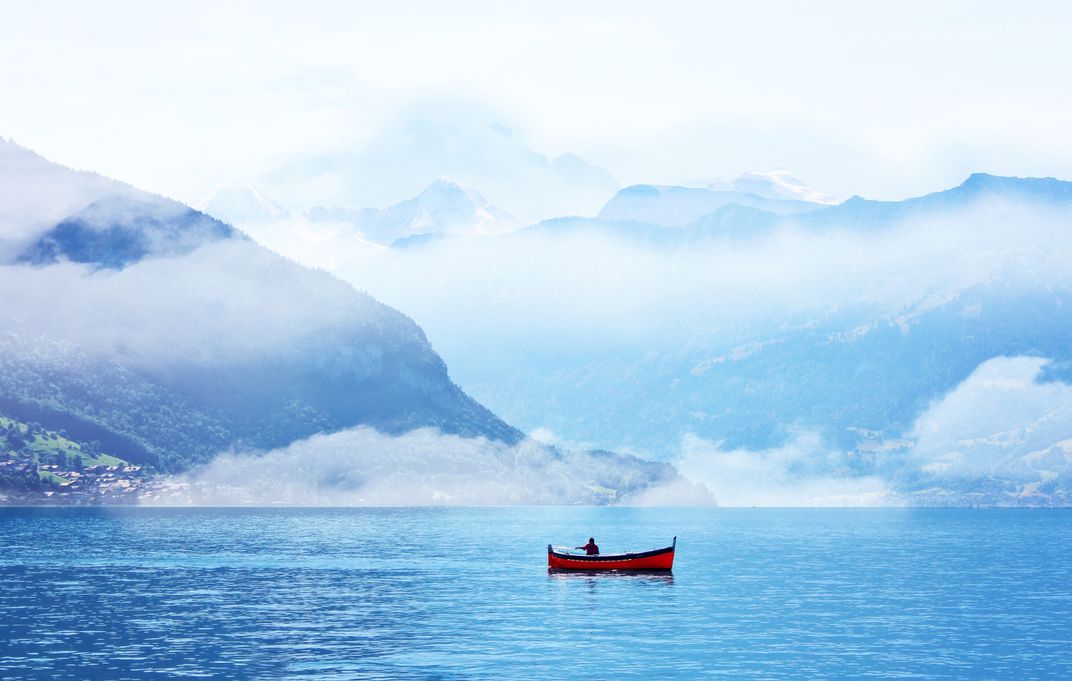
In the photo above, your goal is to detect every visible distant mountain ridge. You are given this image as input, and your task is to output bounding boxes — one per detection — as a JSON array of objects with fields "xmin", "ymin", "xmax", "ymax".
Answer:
[
  {"xmin": 798, "ymin": 173, "xmax": 1072, "ymax": 228},
  {"xmin": 199, "ymin": 177, "xmax": 522, "ymax": 249},
  {"xmin": 545, "ymin": 172, "xmax": 1072, "ymax": 245},
  {"xmin": 707, "ymin": 169, "xmax": 840, "ymax": 205},
  {"xmin": 197, "ymin": 181, "xmax": 289, "ymax": 224},
  {"xmin": 331, "ymin": 170, "xmax": 1072, "ymax": 504},
  {"xmin": 305, "ymin": 178, "xmax": 521, "ymax": 245},
  {"xmin": 258, "ymin": 115, "xmax": 619, "ymax": 224},
  {"xmin": 597, "ymin": 184, "xmax": 822, "ymax": 228}
]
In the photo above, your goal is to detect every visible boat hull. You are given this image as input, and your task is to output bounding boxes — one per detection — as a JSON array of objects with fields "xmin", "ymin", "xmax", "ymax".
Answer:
[{"xmin": 547, "ymin": 538, "xmax": 676, "ymax": 572}]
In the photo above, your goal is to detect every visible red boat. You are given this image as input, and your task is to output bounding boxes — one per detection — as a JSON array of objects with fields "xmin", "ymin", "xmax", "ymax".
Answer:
[{"xmin": 547, "ymin": 537, "xmax": 676, "ymax": 572}]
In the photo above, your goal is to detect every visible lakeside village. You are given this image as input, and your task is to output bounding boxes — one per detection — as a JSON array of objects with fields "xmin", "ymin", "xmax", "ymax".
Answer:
[
  {"xmin": 0, "ymin": 414, "xmax": 286, "ymax": 505},
  {"xmin": 0, "ymin": 415, "xmax": 163, "ymax": 505}
]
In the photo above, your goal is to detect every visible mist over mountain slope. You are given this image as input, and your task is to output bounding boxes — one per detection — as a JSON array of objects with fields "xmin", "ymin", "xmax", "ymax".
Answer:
[
  {"xmin": 197, "ymin": 182, "xmax": 289, "ymax": 225},
  {"xmin": 13, "ymin": 128, "xmax": 1069, "ymax": 504},
  {"xmin": 0, "ymin": 140, "xmax": 522, "ymax": 472},
  {"xmin": 597, "ymin": 183, "xmax": 822, "ymax": 227},
  {"xmin": 257, "ymin": 112, "xmax": 618, "ymax": 224},
  {"xmin": 304, "ymin": 179, "xmax": 521, "ymax": 244},
  {"xmin": 164, "ymin": 426, "xmax": 702, "ymax": 507},
  {"xmin": 325, "ymin": 173, "xmax": 1072, "ymax": 504},
  {"xmin": 795, "ymin": 173, "xmax": 1072, "ymax": 229},
  {"xmin": 200, "ymin": 178, "xmax": 520, "ymax": 245},
  {"xmin": 707, "ymin": 170, "xmax": 840, "ymax": 205},
  {"xmin": 19, "ymin": 196, "xmax": 236, "ymax": 269},
  {"xmin": 0, "ymin": 140, "xmax": 145, "ymax": 255}
]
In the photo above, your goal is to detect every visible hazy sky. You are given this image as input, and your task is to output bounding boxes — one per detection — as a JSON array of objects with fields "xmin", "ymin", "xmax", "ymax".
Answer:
[{"xmin": 2, "ymin": 1, "xmax": 1071, "ymax": 205}]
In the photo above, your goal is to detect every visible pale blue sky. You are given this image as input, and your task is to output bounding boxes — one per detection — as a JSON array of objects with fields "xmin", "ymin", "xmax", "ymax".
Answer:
[{"xmin": 2, "ymin": 1, "xmax": 1070, "ymax": 205}]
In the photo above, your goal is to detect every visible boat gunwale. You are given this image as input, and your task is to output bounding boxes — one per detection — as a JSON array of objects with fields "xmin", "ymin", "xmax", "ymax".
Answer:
[{"xmin": 546, "ymin": 544, "xmax": 675, "ymax": 562}]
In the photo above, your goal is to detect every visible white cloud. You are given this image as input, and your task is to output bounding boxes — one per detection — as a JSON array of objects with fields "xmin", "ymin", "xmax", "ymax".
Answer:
[
  {"xmin": 3, "ymin": 4, "xmax": 1072, "ymax": 204},
  {"xmin": 904, "ymin": 356, "xmax": 1072, "ymax": 488},
  {"xmin": 299, "ymin": 199, "xmax": 1072, "ymax": 454},
  {"xmin": 673, "ymin": 431, "xmax": 892, "ymax": 507},
  {"xmin": 669, "ymin": 355, "xmax": 1072, "ymax": 506},
  {"xmin": 142, "ymin": 426, "xmax": 693, "ymax": 506},
  {"xmin": 142, "ymin": 351, "xmax": 1072, "ymax": 507},
  {"xmin": 527, "ymin": 427, "xmax": 559, "ymax": 445},
  {"xmin": 0, "ymin": 239, "xmax": 390, "ymax": 367},
  {"xmin": 336, "ymin": 201, "xmax": 1070, "ymax": 354}
]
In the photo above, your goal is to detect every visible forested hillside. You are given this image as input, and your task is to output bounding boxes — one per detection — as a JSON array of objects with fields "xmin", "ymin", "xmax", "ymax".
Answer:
[{"xmin": 0, "ymin": 139, "xmax": 521, "ymax": 473}]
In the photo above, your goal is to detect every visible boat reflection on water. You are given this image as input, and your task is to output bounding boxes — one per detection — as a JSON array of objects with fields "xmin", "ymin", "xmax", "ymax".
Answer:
[{"xmin": 548, "ymin": 570, "xmax": 674, "ymax": 586}]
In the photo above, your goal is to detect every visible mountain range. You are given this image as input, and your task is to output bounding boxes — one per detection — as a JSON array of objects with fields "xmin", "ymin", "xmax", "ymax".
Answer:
[
  {"xmin": 256, "ymin": 115, "xmax": 619, "ymax": 224},
  {"xmin": 529, "ymin": 171, "xmax": 1072, "ymax": 245},
  {"xmin": 323, "ymin": 170, "xmax": 1072, "ymax": 505},
  {"xmin": 706, "ymin": 169, "xmax": 840, "ymax": 205},
  {"xmin": 7, "ymin": 131, "xmax": 1071, "ymax": 505},
  {"xmin": 0, "ymin": 139, "xmax": 522, "ymax": 474},
  {"xmin": 304, "ymin": 178, "xmax": 520, "ymax": 244},
  {"xmin": 200, "ymin": 177, "xmax": 519, "ymax": 252},
  {"xmin": 596, "ymin": 182, "xmax": 822, "ymax": 228}
]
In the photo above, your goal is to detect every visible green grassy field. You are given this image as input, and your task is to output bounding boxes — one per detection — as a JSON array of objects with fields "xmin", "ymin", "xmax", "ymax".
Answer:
[{"xmin": 0, "ymin": 415, "xmax": 129, "ymax": 484}]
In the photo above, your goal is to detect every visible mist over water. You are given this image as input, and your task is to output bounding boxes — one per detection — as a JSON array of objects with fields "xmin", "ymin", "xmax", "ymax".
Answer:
[{"xmin": 146, "ymin": 426, "xmax": 711, "ymax": 507}]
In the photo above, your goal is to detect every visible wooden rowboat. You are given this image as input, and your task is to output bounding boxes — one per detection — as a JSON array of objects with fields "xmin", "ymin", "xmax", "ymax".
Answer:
[{"xmin": 547, "ymin": 537, "xmax": 676, "ymax": 572}]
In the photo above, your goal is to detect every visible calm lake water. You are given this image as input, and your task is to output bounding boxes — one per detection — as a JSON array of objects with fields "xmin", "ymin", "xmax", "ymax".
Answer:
[{"xmin": 1, "ymin": 507, "xmax": 1070, "ymax": 679}]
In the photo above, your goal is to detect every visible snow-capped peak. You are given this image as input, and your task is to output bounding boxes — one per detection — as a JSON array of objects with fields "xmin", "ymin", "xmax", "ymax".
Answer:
[
  {"xmin": 709, "ymin": 169, "xmax": 840, "ymax": 205},
  {"xmin": 415, "ymin": 177, "xmax": 486, "ymax": 204},
  {"xmin": 384, "ymin": 178, "xmax": 520, "ymax": 239},
  {"xmin": 196, "ymin": 181, "xmax": 290, "ymax": 225}
]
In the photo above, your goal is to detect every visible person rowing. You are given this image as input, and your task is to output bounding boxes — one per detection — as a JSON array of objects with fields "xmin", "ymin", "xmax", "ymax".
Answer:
[{"xmin": 576, "ymin": 537, "xmax": 599, "ymax": 555}]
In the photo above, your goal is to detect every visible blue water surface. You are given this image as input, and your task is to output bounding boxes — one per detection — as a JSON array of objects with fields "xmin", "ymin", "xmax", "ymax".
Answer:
[{"xmin": 1, "ymin": 507, "xmax": 1070, "ymax": 679}]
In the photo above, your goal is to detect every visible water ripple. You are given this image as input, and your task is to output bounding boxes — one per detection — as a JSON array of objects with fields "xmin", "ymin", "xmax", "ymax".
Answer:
[{"xmin": 0, "ymin": 507, "xmax": 1070, "ymax": 679}]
